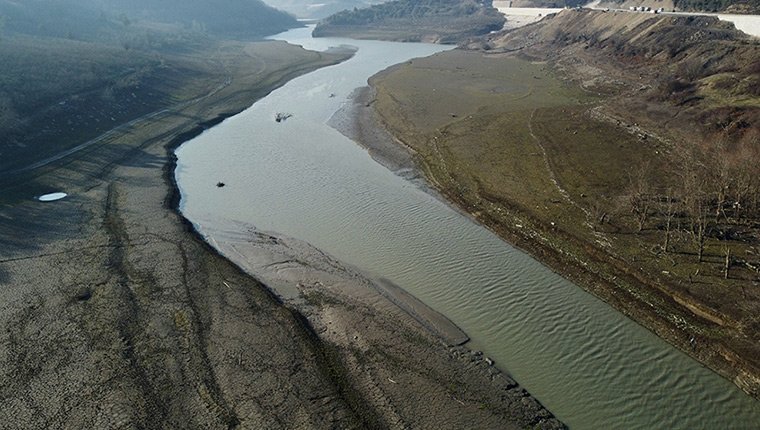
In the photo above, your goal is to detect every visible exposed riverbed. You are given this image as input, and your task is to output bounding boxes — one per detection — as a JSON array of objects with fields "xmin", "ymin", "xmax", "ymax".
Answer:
[{"xmin": 176, "ymin": 26, "xmax": 760, "ymax": 428}]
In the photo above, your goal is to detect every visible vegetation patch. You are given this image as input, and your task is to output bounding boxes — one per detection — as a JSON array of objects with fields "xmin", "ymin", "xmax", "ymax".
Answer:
[
  {"xmin": 371, "ymin": 36, "xmax": 760, "ymax": 398},
  {"xmin": 313, "ymin": 0, "xmax": 505, "ymax": 43}
]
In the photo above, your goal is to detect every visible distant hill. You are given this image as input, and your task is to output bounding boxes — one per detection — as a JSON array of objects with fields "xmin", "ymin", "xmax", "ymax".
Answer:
[
  {"xmin": 264, "ymin": 0, "xmax": 389, "ymax": 19},
  {"xmin": 312, "ymin": 0, "xmax": 505, "ymax": 43},
  {"xmin": 107, "ymin": 0, "xmax": 300, "ymax": 37},
  {"xmin": 0, "ymin": 0, "xmax": 120, "ymax": 41},
  {"xmin": 514, "ymin": 0, "xmax": 760, "ymax": 13},
  {"xmin": 0, "ymin": 0, "xmax": 299, "ymax": 40},
  {"xmin": 674, "ymin": 0, "xmax": 759, "ymax": 12},
  {"xmin": 506, "ymin": 0, "xmax": 586, "ymax": 7},
  {"xmin": 0, "ymin": 0, "xmax": 303, "ymax": 173}
]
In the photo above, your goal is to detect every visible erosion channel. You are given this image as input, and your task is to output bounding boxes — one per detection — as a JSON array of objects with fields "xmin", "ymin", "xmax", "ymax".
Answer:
[{"xmin": 175, "ymin": 26, "xmax": 760, "ymax": 429}]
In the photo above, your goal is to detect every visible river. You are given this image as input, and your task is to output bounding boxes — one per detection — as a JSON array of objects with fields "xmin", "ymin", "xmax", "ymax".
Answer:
[{"xmin": 175, "ymin": 26, "xmax": 760, "ymax": 429}]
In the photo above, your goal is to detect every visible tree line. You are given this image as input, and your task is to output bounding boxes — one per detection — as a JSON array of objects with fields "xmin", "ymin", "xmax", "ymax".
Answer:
[{"xmin": 321, "ymin": 0, "xmax": 501, "ymax": 26}]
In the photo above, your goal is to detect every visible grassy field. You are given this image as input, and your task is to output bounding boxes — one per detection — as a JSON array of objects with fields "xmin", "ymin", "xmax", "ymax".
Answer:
[{"xmin": 372, "ymin": 48, "xmax": 760, "ymax": 398}]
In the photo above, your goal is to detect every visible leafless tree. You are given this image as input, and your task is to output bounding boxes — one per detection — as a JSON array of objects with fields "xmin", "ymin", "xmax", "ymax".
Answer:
[
  {"xmin": 708, "ymin": 139, "xmax": 732, "ymax": 223},
  {"xmin": 691, "ymin": 199, "xmax": 710, "ymax": 263},
  {"xmin": 739, "ymin": 132, "xmax": 760, "ymax": 220},
  {"xmin": 723, "ymin": 245, "xmax": 731, "ymax": 279},
  {"xmin": 627, "ymin": 163, "xmax": 652, "ymax": 233},
  {"xmin": 677, "ymin": 146, "xmax": 712, "ymax": 262},
  {"xmin": 662, "ymin": 190, "xmax": 677, "ymax": 253}
]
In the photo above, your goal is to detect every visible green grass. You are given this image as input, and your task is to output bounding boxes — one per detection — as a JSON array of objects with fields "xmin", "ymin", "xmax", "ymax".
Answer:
[{"xmin": 698, "ymin": 73, "xmax": 760, "ymax": 108}]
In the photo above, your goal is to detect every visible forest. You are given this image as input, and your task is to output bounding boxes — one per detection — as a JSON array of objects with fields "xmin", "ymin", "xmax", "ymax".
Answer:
[
  {"xmin": 313, "ymin": 0, "xmax": 505, "ymax": 41},
  {"xmin": 320, "ymin": 0, "xmax": 498, "ymax": 25}
]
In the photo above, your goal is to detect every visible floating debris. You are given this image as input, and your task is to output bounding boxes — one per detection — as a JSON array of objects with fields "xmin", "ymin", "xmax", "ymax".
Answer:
[
  {"xmin": 216, "ymin": 182, "xmax": 226, "ymax": 188},
  {"xmin": 275, "ymin": 112, "xmax": 292, "ymax": 123},
  {"xmin": 329, "ymin": 93, "xmax": 336, "ymax": 98},
  {"xmin": 38, "ymin": 192, "xmax": 67, "ymax": 202}
]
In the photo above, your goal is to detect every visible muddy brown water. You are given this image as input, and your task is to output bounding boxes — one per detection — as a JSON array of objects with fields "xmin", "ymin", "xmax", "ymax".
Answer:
[{"xmin": 176, "ymin": 26, "xmax": 760, "ymax": 429}]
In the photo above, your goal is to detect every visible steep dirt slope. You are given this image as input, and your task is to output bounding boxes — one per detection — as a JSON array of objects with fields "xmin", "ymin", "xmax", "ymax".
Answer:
[{"xmin": 480, "ymin": 9, "xmax": 759, "ymax": 139}]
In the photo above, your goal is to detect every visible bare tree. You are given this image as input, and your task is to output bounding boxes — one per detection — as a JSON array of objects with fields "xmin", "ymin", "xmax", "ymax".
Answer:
[
  {"xmin": 627, "ymin": 163, "xmax": 652, "ymax": 233},
  {"xmin": 738, "ymin": 131, "xmax": 760, "ymax": 220},
  {"xmin": 704, "ymin": 137, "xmax": 735, "ymax": 223},
  {"xmin": 723, "ymin": 245, "xmax": 731, "ymax": 279},
  {"xmin": 662, "ymin": 191, "xmax": 677, "ymax": 253},
  {"xmin": 677, "ymin": 147, "xmax": 712, "ymax": 263},
  {"xmin": 733, "ymin": 166, "xmax": 752, "ymax": 222},
  {"xmin": 713, "ymin": 131, "xmax": 760, "ymax": 223},
  {"xmin": 691, "ymin": 198, "xmax": 710, "ymax": 263}
]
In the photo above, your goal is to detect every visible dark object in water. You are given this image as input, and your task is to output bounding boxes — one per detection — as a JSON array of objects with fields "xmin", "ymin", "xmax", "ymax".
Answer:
[
  {"xmin": 275, "ymin": 112, "xmax": 292, "ymax": 122},
  {"xmin": 216, "ymin": 182, "xmax": 226, "ymax": 188}
]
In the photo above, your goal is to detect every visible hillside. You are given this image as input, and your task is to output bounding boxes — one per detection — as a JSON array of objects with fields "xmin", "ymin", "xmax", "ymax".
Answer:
[
  {"xmin": 629, "ymin": 0, "xmax": 759, "ymax": 13},
  {"xmin": 506, "ymin": 0, "xmax": 587, "ymax": 7},
  {"xmin": 0, "ymin": 0, "xmax": 299, "ymax": 40},
  {"xmin": 106, "ymin": 0, "xmax": 299, "ymax": 37},
  {"xmin": 265, "ymin": 0, "xmax": 388, "ymax": 19},
  {"xmin": 514, "ymin": 0, "xmax": 760, "ymax": 12},
  {"xmin": 312, "ymin": 0, "xmax": 505, "ymax": 42},
  {"xmin": 484, "ymin": 12, "xmax": 758, "ymax": 399},
  {"xmin": 480, "ymin": 10, "xmax": 760, "ymax": 138},
  {"xmin": 0, "ymin": 0, "xmax": 305, "ymax": 174},
  {"xmin": 371, "ymin": 9, "xmax": 760, "ymax": 398}
]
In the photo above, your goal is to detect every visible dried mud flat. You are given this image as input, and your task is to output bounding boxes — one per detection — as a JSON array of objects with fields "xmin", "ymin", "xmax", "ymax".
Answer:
[{"xmin": 0, "ymin": 41, "xmax": 562, "ymax": 428}]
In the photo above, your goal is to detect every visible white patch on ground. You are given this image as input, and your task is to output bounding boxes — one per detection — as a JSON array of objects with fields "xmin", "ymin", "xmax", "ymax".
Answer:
[
  {"xmin": 492, "ymin": 3, "xmax": 565, "ymax": 29},
  {"xmin": 38, "ymin": 192, "xmax": 67, "ymax": 202},
  {"xmin": 717, "ymin": 14, "xmax": 760, "ymax": 37},
  {"xmin": 494, "ymin": 1, "xmax": 760, "ymax": 37}
]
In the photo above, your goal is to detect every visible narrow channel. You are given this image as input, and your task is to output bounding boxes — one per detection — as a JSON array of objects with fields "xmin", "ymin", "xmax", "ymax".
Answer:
[{"xmin": 175, "ymin": 26, "xmax": 760, "ymax": 428}]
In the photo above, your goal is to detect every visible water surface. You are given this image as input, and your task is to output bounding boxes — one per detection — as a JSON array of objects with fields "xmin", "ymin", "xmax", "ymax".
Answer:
[{"xmin": 176, "ymin": 26, "xmax": 760, "ymax": 428}]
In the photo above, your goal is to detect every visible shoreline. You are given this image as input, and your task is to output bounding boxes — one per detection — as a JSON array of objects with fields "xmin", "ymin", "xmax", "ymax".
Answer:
[
  {"xmin": 352, "ymin": 51, "xmax": 760, "ymax": 402},
  {"xmin": 174, "ymin": 122, "xmax": 564, "ymax": 428},
  {"xmin": 327, "ymin": 84, "xmax": 481, "ymax": 225},
  {"xmin": 0, "ymin": 40, "xmax": 564, "ymax": 428}
]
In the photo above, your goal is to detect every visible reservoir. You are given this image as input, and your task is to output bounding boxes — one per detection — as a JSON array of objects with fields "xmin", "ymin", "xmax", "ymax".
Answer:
[{"xmin": 175, "ymin": 26, "xmax": 760, "ymax": 428}]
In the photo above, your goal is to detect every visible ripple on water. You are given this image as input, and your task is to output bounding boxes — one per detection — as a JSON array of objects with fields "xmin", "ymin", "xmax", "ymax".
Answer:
[{"xmin": 176, "ymin": 26, "xmax": 760, "ymax": 430}]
